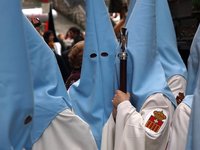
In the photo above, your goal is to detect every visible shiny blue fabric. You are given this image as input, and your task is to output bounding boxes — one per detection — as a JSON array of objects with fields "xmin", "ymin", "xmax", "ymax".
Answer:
[
  {"xmin": 68, "ymin": 0, "xmax": 118, "ymax": 148},
  {"xmin": 156, "ymin": 0, "xmax": 187, "ymax": 81},
  {"xmin": 125, "ymin": 0, "xmax": 176, "ymax": 111},
  {"xmin": 185, "ymin": 24, "xmax": 200, "ymax": 150},
  {"xmin": 22, "ymin": 16, "xmax": 72, "ymax": 146},
  {"xmin": 0, "ymin": 1, "xmax": 34, "ymax": 149}
]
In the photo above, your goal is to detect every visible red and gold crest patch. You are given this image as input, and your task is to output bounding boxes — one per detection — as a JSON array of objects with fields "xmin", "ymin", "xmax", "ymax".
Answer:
[{"xmin": 145, "ymin": 110, "xmax": 166, "ymax": 133}]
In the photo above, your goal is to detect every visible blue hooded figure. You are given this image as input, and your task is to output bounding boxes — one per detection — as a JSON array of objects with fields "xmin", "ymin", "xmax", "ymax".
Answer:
[
  {"xmin": 156, "ymin": 0, "xmax": 187, "ymax": 100},
  {"xmin": 167, "ymin": 24, "xmax": 200, "ymax": 150},
  {"xmin": 68, "ymin": 0, "xmax": 118, "ymax": 148},
  {"xmin": 22, "ymin": 13, "xmax": 98, "ymax": 149},
  {"xmin": 185, "ymin": 24, "xmax": 200, "ymax": 150},
  {"xmin": 22, "ymin": 16, "xmax": 72, "ymax": 148},
  {"xmin": 21, "ymin": 15, "xmax": 98, "ymax": 150},
  {"xmin": 186, "ymin": 24, "xmax": 200, "ymax": 96},
  {"xmin": 186, "ymin": 81, "xmax": 200, "ymax": 150},
  {"xmin": 183, "ymin": 23, "xmax": 200, "ymax": 108},
  {"xmin": 0, "ymin": 1, "xmax": 34, "ymax": 149},
  {"xmin": 126, "ymin": 0, "xmax": 187, "ymax": 101},
  {"xmin": 186, "ymin": 77, "xmax": 200, "ymax": 150},
  {"xmin": 184, "ymin": 23, "xmax": 200, "ymax": 113},
  {"xmin": 101, "ymin": 0, "xmax": 176, "ymax": 149}
]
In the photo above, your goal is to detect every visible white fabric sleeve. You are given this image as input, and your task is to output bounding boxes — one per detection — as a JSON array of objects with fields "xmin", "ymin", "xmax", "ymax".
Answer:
[
  {"xmin": 166, "ymin": 103, "xmax": 191, "ymax": 150},
  {"xmin": 168, "ymin": 75, "xmax": 187, "ymax": 98},
  {"xmin": 101, "ymin": 114, "xmax": 116, "ymax": 150},
  {"xmin": 112, "ymin": 93, "xmax": 174, "ymax": 150},
  {"xmin": 32, "ymin": 109, "xmax": 98, "ymax": 150}
]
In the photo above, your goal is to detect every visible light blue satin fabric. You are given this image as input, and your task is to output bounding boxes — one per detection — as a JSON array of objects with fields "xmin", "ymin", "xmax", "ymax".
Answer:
[
  {"xmin": 22, "ymin": 16, "xmax": 72, "ymax": 147},
  {"xmin": 68, "ymin": 0, "xmax": 118, "ymax": 148},
  {"xmin": 0, "ymin": 1, "xmax": 34, "ymax": 149},
  {"xmin": 125, "ymin": 0, "xmax": 176, "ymax": 111},
  {"xmin": 156, "ymin": 0, "xmax": 187, "ymax": 81},
  {"xmin": 185, "ymin": 24, "xmax": 200, "ymax": 150}
]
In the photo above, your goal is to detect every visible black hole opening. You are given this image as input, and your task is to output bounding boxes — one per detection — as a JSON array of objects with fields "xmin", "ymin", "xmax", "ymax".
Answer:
[
  {"xmin": 90, "ymin": 53, "xmax": 97, "ymax": 58},
  {"xmin": 101, "ymin": 52, "xmax": 108, "ymax": 57}
]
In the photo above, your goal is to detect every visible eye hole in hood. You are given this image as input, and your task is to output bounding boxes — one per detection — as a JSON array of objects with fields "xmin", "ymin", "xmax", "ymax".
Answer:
[
  {"xmin": 101, "ymin": 52, "xmax": 108, "ymax": 57},
  {"xmin": 90, "ymin": 53, "xmax": 97, "ymax": 58}
]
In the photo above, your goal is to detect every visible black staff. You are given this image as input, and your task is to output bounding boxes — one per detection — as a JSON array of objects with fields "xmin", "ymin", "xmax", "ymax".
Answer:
[{"xmin": 118, "ymin": 27, "xmax": 128, "ymax": 92}]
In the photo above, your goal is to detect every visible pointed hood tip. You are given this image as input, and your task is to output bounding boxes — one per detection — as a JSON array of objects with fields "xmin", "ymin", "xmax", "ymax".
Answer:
[
  {"xmin": 125, "ymin": 0, "xmax": 176, "ymax": 110},
  {"xmin": 156, "ymin": 0, "xmax": 187, "ymax": 80}
]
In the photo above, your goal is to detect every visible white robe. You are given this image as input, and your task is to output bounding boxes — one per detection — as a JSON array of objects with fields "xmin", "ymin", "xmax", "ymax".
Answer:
[
  {"xmin": 32, "ymin": 109, "xmax": 98, "ymax": 150},
  {"xmin": 166, "ymin": 103, "xmax": 191, "ymax": 150},
  {"xmin": 168, "ymin": 75, "xmax": 186, "ymax": 98},
  {"xmin": 101, "ymin": 93, "xmax": 174, "ymax": 150}
]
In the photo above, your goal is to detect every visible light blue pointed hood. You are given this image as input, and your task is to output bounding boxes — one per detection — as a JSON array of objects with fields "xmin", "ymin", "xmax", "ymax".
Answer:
[
  {"xmin": 182, "ymin": 24, "xmax": 200, "ymax": 109},
  {"xmin": 186, "ymin": 86, "xmax": 200, "ymax": 150},
  {"xmin": 156, "ymin": 0, "xmax": 187, "ymax": 81},
  {"xmin": 0, "ymin": 1, "xmax": 34, "ymax": 149},
  {"xmin": 184, "ymin": 25, "xmax": 200, "ymax": 150},
  {"xmin": 125, "ymin": 0, "xmax": 176, "ymax": 111},
  {"xmin": 185, "ymin": 33, "xmax": 200, "ymax": 149},
  {"xmin": 186, "ymin": 24, "xmax": 200, "ymax": 95},
  {"xmin": 186, "ymin": 72, "xmax": 200, "ymax": 150},
  {"xmin": 68, "ymin": 0, "xmax": 118, "ymax": 148},
  {"xmin": 22, "ymin": 16, "xmax": 72, "ymax": 145}
]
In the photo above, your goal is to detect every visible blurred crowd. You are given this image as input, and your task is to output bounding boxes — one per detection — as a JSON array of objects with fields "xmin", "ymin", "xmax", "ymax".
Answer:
[{"xmin": 31, "ymin": 17, "xmax": 85, "ymax": 89}]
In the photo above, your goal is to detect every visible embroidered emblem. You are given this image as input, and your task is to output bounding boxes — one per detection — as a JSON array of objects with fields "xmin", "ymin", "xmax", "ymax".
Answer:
[
  {"xmin": 176, "ymin": 92, "xmax": 185, "ymax": 105},
  {"xmin": 145, "ymin": 110, "xmax": 166, "ymax": 133}
]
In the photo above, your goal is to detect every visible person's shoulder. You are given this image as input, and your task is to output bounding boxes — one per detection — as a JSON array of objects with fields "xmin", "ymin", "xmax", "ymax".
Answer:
[
  {"xmin": 146, "ymin": 93, "xmax": 169, "ymax": 104},
  {"xmin": 142, "ymin": 93, "xmax": 174, "ymax": 113},
  {"xmin": 175, "ymin": 102, "xmax": 191, "ymax": 116}
]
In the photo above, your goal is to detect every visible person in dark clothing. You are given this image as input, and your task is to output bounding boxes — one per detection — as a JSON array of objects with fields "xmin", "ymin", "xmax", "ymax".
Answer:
[
  {"xmin": 30, "ymin": 18, "xmax": 70, "ymax": 83},
  {"xmin": 54, "ymin": 52, "xmax": 70, "ymax": 83},
  {"xmin": 43, "ymin": 30, "xmax": 70, "ymax": 82},
  {"xmin": 65, "ymin": 26, "xmax": 84, "ymax": 49},
  {"xmin": 65, "ymin": 40, "xmax": 84, "ymax": 89}
]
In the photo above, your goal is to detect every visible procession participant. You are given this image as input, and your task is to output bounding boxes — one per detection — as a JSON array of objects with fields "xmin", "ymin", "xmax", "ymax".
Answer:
[
  {"xmin": 185, "ymin": 66, "xmax": 200, "ymax": 150},
  {"xmin": 125, "ymin": 0, "xmax": 187, "ymax": 104},
  {"xmin": 23, "ymin": 16, "xmax": 97, "ymax": 150},
  {"xmin": 167, "ymin": 24, "xmax": 200, "ymax": 150},
  {"xmin": 68, "ymin": 0, "xmax": 118, "ymax": 148},
  {"xmin": 101, "ymin": 0, "xmax": 176, "ymax": 150}
]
